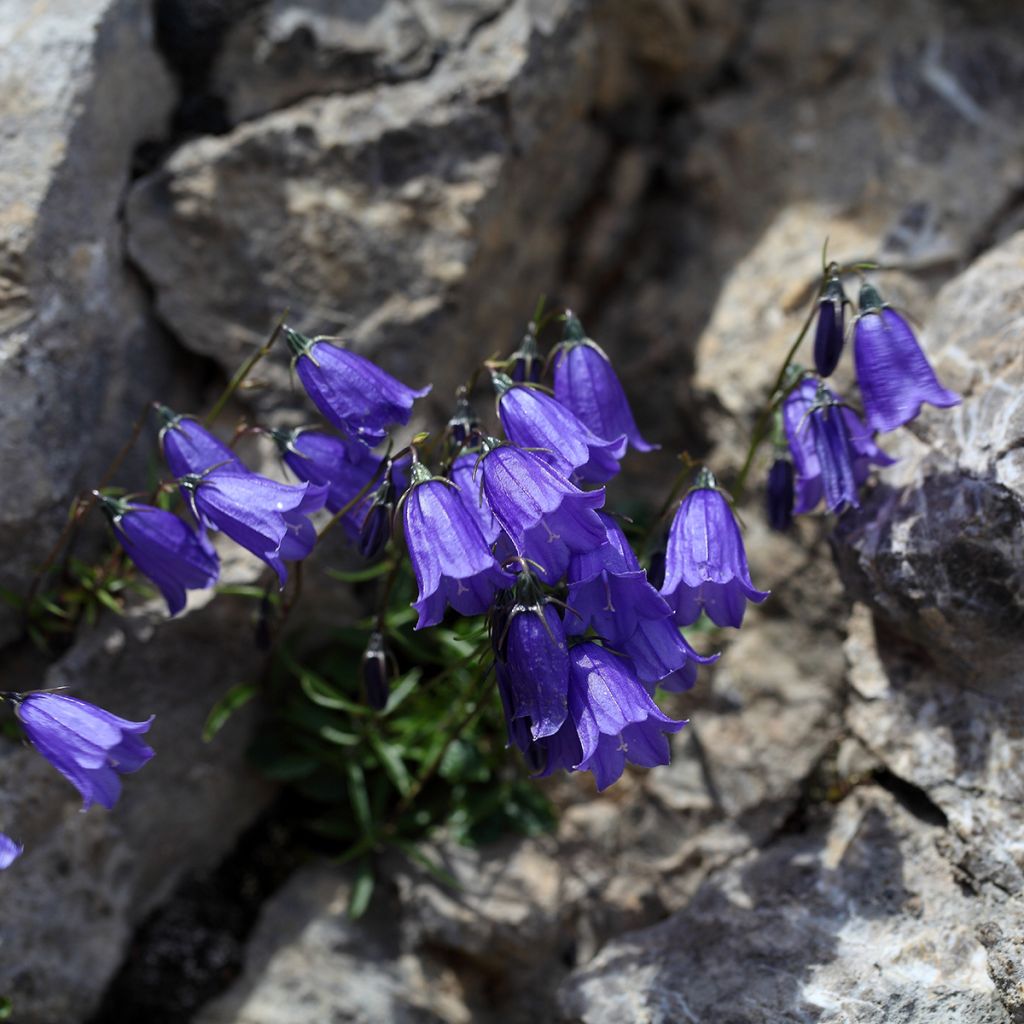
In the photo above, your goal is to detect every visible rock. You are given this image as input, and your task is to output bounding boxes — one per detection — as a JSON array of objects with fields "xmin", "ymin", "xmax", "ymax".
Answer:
[
  {"xmin": 560, "ymin": 787, "xmax": 1011, "ymax": 1024},
  {"xmin": 0, "ymin": 0, "xmax": 180, "ymax": 644},
  {"xmin": 0, "ymin": 595, "xmax": 274, "ymax": 1023}
]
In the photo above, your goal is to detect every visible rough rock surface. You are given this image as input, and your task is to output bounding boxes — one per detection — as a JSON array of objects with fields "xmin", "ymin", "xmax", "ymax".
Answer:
[{"xmin": 0, "ymin": 0, "xmax": 180, "ymax": 644}]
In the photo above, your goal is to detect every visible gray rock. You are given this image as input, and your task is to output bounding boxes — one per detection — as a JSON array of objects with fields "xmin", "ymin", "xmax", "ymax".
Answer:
[
  {"xmin": 560, "ymin": 787, "xmax": 1011, "ymax": 1024},
  {"xmin": 0, "ymin": 0, "xmax": 179, "ymax": 644},
  {"xmin": 0, "ymin": 592, "xmax": 274, "ymax": 1023}
]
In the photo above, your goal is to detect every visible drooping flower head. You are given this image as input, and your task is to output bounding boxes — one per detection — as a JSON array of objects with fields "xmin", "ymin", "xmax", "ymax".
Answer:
[
  {"xmin": 450, "ymin": 452, "xmax": 500, "ymax": 545},
  {"xmin": 494, "ymin": 373, "xmax": 627, "ymax": 484},
  {"xmin": 853, "ymin": 284, "xmax": 959, "ymax": 433},
  {"xmin": 476, "ymin": 440, "xmax": 606, "ymax": 584},
  {"xmin": 99, "ymin": 495, "xmax": 220, "ymax": 615},
  {"xmin": 159, "ymin": 408, "xmax": 242, "ymax": 478},
  {"xmin": 0, "ymin": 833, "xmax": 23, "ymax": 869},
  {"xmin": 765, "ymin": 455, "xmax": 795, "ymax": 532},
  {"xmin": 813, "ymin": 272, "xmax": 848, "ymax": 378},
  {"xmin": 402, "ymin": 461, "xmax": 511, "ymax": 629},
  {"xmin": 11, "ymin": 692, "xmax": 154, "ymax": 810},
  {"xmin": 783, "ymin": 377, "xmax": 894, "ymax": 516},
  {"xmin": 553, "ymin": 312, "xmax": 658, "ymax": 453},
  {"xmin": 180, "ymin": 467, "xmax": 327, "ymax": 585},
  {"xmin": 272, "ymin": 428, "xmax": 381, "ymax": 541},
  {"xmin": 660, "ymin": 469, "xmax": 768, "ymax": 628},
  {"xmin": 285, "ymin": 327, "xmax": 430, "ymax": 445}
]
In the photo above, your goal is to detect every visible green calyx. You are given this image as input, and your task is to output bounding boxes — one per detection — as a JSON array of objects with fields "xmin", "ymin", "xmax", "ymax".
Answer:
[
  {"xmin": 409, "ymin": 461, "xmax": 434, "ymax": 487},
  {"xmin": 491, "ymin": 371, "xmax": 515, "ymax": 396},
  {"xmin": 562, "ymin": 310, "xmax": 587, "ymax": 343},
  {"xmin": 858, "ymin": 283, "xmax": 885, "ymax": 314},
  {"xmin": 694, "ymin": 466, "xmax": 717, "ymax": 490},
  {"xmin": 283, "ymin": 326, "xmax": 315, "ymax": 359}
]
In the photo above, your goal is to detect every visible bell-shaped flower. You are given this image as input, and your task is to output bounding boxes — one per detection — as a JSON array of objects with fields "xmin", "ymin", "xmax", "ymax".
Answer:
[
  {"xmin": 618, "ymin": 614, "xmax": 718, "ymax": 692},
  {"xmin": 285, "ymin": 328, "xmax": 430, "ymax": 445},
  {"xmin": 478, "ymin": 442, "xmax": 606, "ymax": 584},
  {"xmin": 660, "ymin": 471, "xmax": 768, "ymax": 628},
  {"xmin": 14, "ymin": 693, "xmax": 154, "ymax": 810},
  {"xmin": 273, "ymin": 428, "xmax": 381, "ymax": 541},
  {"xmin": 0, "ymin": 833, "xmax": 23, "ymax": 869},
  {"xmin": 553, "ymin": 313, "xmax": 657, "ymax": 453},
  {"xmin": 403, "ymin": 465, "xmax": 511, "ymax": 628},
  {"xmin": 450, "ymin": 453, "xmax": 500, "ymax": 545},
  {"xmin": 100, "ymin": 496, "xmax": 220, "ymax": 615},
  {"xmin": 853, "ymin": 284, "xmax": 959, "ymax": 433},
  {"xmin": 813, "ymin": 275, "xmax": 847, "ymax": 377},
  {"xmin": 495, "ymin": 374, "xmax": 626, "ymax": 484},
  {"xmin": 765, "ymin": 456, "xmax": 795, "ymax": 532},
  {"xmin": 783, "ymin": 378, "xmax": 893, "ymax": 515},
  {"xmin": 159, "ymin": 409, "xmax": 243, "ymax": 478},
  {"xmin": 181, "ymin": 467, "xmax": 327, "ymax": 585},
  {"xmin": 496, "ymin": 592, "xmax": 570, "ymax": 741}
]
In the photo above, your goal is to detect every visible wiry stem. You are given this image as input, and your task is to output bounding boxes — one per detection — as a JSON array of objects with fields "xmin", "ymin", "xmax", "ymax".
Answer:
[{"xmin": 204, "ymin": 312, "xmax": 288, "ymax": 427}]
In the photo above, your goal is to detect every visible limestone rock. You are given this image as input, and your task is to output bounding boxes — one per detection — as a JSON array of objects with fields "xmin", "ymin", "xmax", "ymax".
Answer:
[{"xmin": 0, "ymin": 0, "xmax": 179, "ymax": 643}]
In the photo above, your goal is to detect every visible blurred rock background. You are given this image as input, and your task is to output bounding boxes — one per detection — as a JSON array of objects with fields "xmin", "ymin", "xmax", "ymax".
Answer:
[{"xmin": 1, "ymin": 0, "xmax": 1022, "ymax": 1021}]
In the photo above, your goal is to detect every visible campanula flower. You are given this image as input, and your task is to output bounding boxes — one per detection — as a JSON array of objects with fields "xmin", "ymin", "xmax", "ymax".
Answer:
[
  {"xmin": 403, "ymin": 464, "xmax": 511, "ymax": 628},
  {"xmin": 618, "ymin": 614, "xmax": 718, "ymax": 692},
  {"xmin": 813, "ymin": 275, "xmax": 847, "ymax": 377},
  {"xmin": 496, "ymin": 593, "xmax": 570, "ymax": 740},
  {"xmin": 494, "ymin": 374, "xmax": 627, "ymax": 484},
  {"xmin": 478, "ymin": 441, "xmax": 606, "ymax": 583},
  {"xmin": 450, "ymin": 453, "xmax": 500, "ymax": 544},
  {"xmin": 660, "ymin": 470, "xmax": 768, "ymax": 628},
  {"xmin": 0, "ymin": 833, "xmax": 23, "ymax": 869},
  {"xmin": 553, "ymin": 313, "xmax": 657, "ymax": 453},
  {"xmin": 99, "ymin": 496, "xmax": 220, "ymax": 615},
  {"xmin": 765, "ymin": 456, "xmax": 795, "ymax": 532},
  {"xmin": 159, "ymin": 408, "xmax": 242, "ymax": 478},
  {"xmin": 273, "ymin": 428, "xmax": 381, "ymax": 541},
  {"xmin": 181, "ymin": 467, "xmax": 327, "ymax": 585},
  {"xmin": 14, "ymin": 693, "xmax": 154, "ymax": 810},
  {"xmin": 285, "ymin": 328, "xmax": 430, "ymax": 445},
  {"xmin": 853, "ymin": 284, "xmax": 959, "ymax": 433},
  {"xmin": 783, "ymin": 378, "xmax": 893, "ymax": 515}
]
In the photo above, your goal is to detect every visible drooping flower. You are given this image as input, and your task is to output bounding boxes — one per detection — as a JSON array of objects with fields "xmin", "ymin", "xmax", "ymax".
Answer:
[
  {"xmin": 450, "ymin": 453, "xmax": 500, "ymax": 545},
  {"xmin": 853, "ymin": 284, "xmax": 959, "ymax": 433},
  {"xmin": 783, "ymin": 378, "xmax": 894, "ymax": 515},
  {"xmin": 99, "ymin": 496, "xmax": 220, "ymax": 615},
  {"xmin": 273, "ymin": 428, "xmax": 381, "ymax": 541},
  {"xmin": 660, "ymin": 470, "xmax": 768, "ymax": 628},
  {"xmin": 765, "ymin": 456, "xmax": 795, "ymax": 532},
  {"xmin": 0, "ymin": 833, "xmax": 23, "ymax": 869},
  {"xmin": 159, "ymin": 409, "xmax": 243, "ymax": 478},
  {"xmin": 403, "ymin": 464, "xmax": 511, "ymax": 629},
  {"xmin": 14, "ymin": 693, "xmax": 154, "ymax": 810},
  {"xmin": 285, "ymin": 328, "xmax": 430, "ymax": 445},
  {"xmin": 813, "ymin": 275, "xmax": 847, "ymax": 378},
  {"xmin": 494, "ymin": 586, "xmax": 570, "ymax": 740},
  {"xmin": 181, "ymin": 467, "xmax": 327, "ymax": 585},
  {"xmin": 553, "ymin": 313, "xmax": 657, "ymax": 453},
  {"xmin": 495, "ymin": 374, "xmax": 627, "ymax": 484},
  {"xmin": 477, "ymin": 441, "xmax": 606, "ymax": 583},
  {"xmin": 617, "ymin": 614, "xmax": 718, "ymax": 692}
]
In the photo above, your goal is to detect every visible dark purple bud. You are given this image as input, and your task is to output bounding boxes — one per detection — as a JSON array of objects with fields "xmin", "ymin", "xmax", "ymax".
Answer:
[
  {"xmin": 813, "ymin": 276, "xmax": 847, "ymax": 377},
  {"xmin": 359, "ymin": 478, "xmax": 395, "ymax": 559},
  {"xmin": 510, "ymin": 324, "xmax": 544, "ymax": 384},
  {"xmin": 447, "ymin": 388, "xmax": 481, "ymax": 448},
  {"xmin": 765, "ymin": 457, "xmax": 795, "ymax": 532},
  {"xmin": 361, "ymin": 631, "xmax": 392, "ymax": 711},
  {"xmin": 853, "ymin": 285, "xmax": 959, "ymax": 433}
]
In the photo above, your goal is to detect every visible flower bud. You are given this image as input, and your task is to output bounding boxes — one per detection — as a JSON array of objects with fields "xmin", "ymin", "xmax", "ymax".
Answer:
[
  {"xmin": 359, "ymin": 479, "xmax": 395, "ymax": 559},
  {"xmin": 813, "ymin": 276, "xmax": 847, "ymax": 378},
  {"xmin": 447, "ymin": 388, "xmax": 481, "ymax": 448},
  {"xmin": 765, "ymin": 457, "xmax": 795, "ymax": 532},
  {"xmin": 361, "ymin": 631, "xmax": 392, "ymax": 710},
  {"xmin": 510, "ymin": 324, "xmax": 543, "ymax": 383}
]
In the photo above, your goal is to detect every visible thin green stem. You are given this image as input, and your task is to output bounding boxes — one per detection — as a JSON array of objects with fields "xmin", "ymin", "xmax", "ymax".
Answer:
[{"xmin": 203, "ymin": 311, "xmax": 288, "ymax": 427}]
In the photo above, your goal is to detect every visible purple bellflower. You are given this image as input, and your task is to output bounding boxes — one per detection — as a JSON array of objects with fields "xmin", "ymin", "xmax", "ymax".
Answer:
[
  {"xmin": 553, "ymin": 313, "xmax": 658, "ymax": 453},
  {"xmin": 14, "ymin": 693, "xmax": 154, "ymax": 810},
  {"xmin": 813, "ymin": 275, "xmax": 847, "ymax": 377},
  {"xmin": 100, "ymin": 496, "xmax": 220, "ymax": 615},
  {"xmin": 160, "ymin": 409, "xmax": 242, "ymax": 478},
  {"xmin": 496, "ymin": 591, "xmax": 570, "ymax": 741},
  {"xmin": 450, "ymin": 453, "xmax": 500, "ymax": 545},
  {"xmin": 403, "ymin": 463, "xmax": 511, "ymax": 628},
  {"xmin": 660, "ymin": 470, "xmax": 768, "ymax": 628},
  {"xmin": 181, "ymin": 467, "xmax": 327, "ymax": 585},
  {"xmin": 285, "ymin": 328, "xmax": 430, "ymax": 445},
  {"xmin": 0, "ymin": 833, "xmax": 23, "ymax": 869},
  {"xmin": 495, "ymin": 374, "xmax": 627, "ymax": 484},
  {"xmin": 853, "ymin": 284, "xmax": 959, "ymax": 433},
  {"xmin": 508, "ymin": 643, "xmax": 685, "ymax": 790},
  {"xmin": 783, "ymin": 377, "xmax": 894, "ymax": 515},
  {"xmin": 273, "ymin": 428, "xmax": 381, "ymax": 541},
  {"xmin": 618, "ymin": 615, "xmax": 718, "ymax": 693},
  {"xmin": 478, "ymin": 441, "xmax": 606, "ymax": 584}
]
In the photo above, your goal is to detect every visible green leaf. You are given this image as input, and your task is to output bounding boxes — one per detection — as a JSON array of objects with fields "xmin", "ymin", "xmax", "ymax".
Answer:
[
  {"xmin": 394, "ymin": 841, "xmax": 461, "ymax": 890},
  {"xmin": 215, "ymin": 584, "xmax": 277, "ymax": 600},
  {"xmin": 298, "ymin": 671, "xmax": 367, "ymax": 716},
  {"xmin": 345, "ymin": 761, "xmax": 373, "ymax": 836},
  {"xmin": 368, "ymin": 734, "xmax": 411, "ymax": 795},
  {"xmin": 203, "ymin": 682, "xmax": 258, "ymax": 742},
  {"xmin": 439, "ymin": 739, "xmax": 490, "ymax": 783},
  {"xmin": 95, "ymin": 588, "xmax": 124, "ymax": 615},
  {"xmin": 381, "ymin": 668, "xmax": 422, "ymax": 716},
  {"xmin": 347, "ymin": 857, "xmax": 375, "ymax": 919},
  {"xmin": 325, "ymin": 561, "xmax": 394, "ymax": 584},
  {"xmin": 0, "ymin": 995, "xmax": 12, "ymax": 1020}
]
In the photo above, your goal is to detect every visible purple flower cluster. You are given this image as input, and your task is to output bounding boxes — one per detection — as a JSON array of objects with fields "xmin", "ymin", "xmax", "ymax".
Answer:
[{"xmin": 767, "ymin": 278, "xmax": 959, "ymax": 527}]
